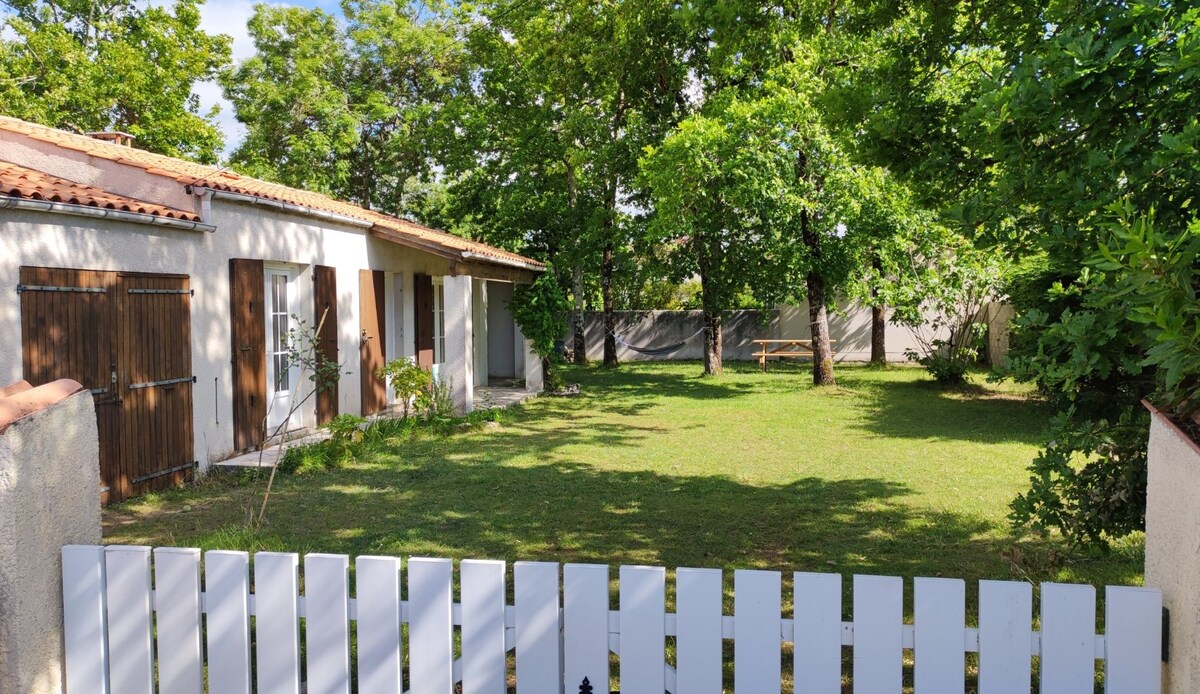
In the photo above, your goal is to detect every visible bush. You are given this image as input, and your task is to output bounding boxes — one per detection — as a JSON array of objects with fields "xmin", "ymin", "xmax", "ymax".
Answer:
[
  {"xmin": 906, "ymin": 347, "xmax": 977, "ymax": 385},
  {"xmin": 376, "ymin": 358, "xmax": 432, "ymax": 418},
  {"xmin": 511, "ymin": 266, "xmax": 570, "ymax": 391}
]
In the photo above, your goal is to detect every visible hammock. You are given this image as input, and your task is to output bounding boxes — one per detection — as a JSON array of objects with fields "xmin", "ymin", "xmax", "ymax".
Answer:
[{"xmin": 611, "ymin": 326, "xmax": 707, "ymax": 356}]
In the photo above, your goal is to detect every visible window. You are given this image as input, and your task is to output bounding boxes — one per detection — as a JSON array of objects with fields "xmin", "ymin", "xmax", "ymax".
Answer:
[
  {"xmin": 270, "ymin": 273, "xmax": 290, "ymax": 392},
  {"xmin": 433, "ymin": 278, "xmax": 446, "ymax": 365}
]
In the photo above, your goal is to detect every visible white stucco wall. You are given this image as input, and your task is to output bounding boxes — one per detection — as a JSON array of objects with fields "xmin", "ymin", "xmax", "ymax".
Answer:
[
  {"xmin": 0, "ymin": 198, "xmax": 455, "ymax": 468},
  {"xmin": 443, "ymin": 274, "xmax": 474, "ymax": 413},
  {"xmin": 0, "ymin": 387, "xmax": 101, "ymax": 694},
  {"xmin": 1145, "ymin": 408, "xmax": 1200, "ymax": 693}
]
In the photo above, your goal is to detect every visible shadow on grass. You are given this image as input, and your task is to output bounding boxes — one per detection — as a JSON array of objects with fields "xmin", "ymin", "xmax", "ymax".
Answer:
[{"xmin": 104, "ymin": 452, "xmax": 1142, "ymax": 592}]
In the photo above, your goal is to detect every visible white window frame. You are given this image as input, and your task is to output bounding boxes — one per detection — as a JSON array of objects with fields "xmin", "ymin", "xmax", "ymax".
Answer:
[
  {"xmin": 432, "ymin": 277, "xmax": 446, "ymax": 367},
  {"xmin": 264, "ymin": 263, "xmax": 301, "ymax": 433}
]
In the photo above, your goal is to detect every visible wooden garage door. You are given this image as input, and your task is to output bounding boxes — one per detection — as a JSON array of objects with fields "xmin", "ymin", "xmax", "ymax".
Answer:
[{"xmin": 19, "ymin": 267, "xmax": 195, "ymax": 504}]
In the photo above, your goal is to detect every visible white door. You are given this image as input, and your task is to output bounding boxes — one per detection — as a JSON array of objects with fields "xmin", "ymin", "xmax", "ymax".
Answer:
[{"xmin": 265, "ymin": 265, "xmax": 300, "ymax": 433}]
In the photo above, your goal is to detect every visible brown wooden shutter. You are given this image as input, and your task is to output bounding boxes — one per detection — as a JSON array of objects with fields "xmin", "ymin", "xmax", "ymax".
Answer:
[
  {"xmin": 313, "ymin": 265, "xmax": 339, "ymax": 425},
  {"xmin": 359, "ymin": 269, "xmax": 387, "ymax": 414},
  {"xmin": 230, "ymin": 259, "xmax": 265, "ymax": 452},
  {"xmin": 414, "ymin": 273, "xmax": 435, "ymax": 369}
]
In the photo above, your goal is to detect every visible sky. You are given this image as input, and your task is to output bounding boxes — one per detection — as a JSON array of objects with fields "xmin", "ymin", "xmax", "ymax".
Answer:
[{"xmin": 195, "ymin": 0, "xmax": 342, "ymax": 156}]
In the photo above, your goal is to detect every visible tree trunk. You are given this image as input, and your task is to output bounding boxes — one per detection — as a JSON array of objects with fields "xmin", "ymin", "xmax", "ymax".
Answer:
[
  {"xmin": 602, "ymin": 240, "xmax": 617, "ymax": 366},
  {"xmin": 572, "ymin": 264, "xmax": 587, "ymax": 365},
  {"xmin": 870, "ymin": 256, "xmax": 886, "ymax": 365},
  {"xmin": 704, "ymin": 310, "xmax": 723, "ymax": 375},
  {"xmin": 871, "ymin": 302, "xmax": 887, "ymax": 365},
  {"xmin": 801, "ymin": 209, "xmax": 835, "ymax": 386}
]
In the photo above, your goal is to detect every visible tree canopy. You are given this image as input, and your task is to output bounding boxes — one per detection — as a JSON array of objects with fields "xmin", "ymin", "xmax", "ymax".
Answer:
[{"xmin": 0, "ymin": 0, "xmax": 231, "ymax": 161}]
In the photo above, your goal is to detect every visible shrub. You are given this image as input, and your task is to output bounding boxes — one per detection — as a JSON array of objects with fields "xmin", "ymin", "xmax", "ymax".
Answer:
[
  {"xmin": 376, "ymin": 358, "xmax": 433, "ymax": 418},
  {"xmin": 511, "ymin": 266, "xmax": 570, "ymax": 391},
  {"xmin": 891, "ymin": 238, "xmax": 1002, "ymax": 386}
]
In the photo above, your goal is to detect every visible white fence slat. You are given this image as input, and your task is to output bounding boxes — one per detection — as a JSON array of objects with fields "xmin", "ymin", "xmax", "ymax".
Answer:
[
  {"xmin": 304, "ymin": 554, "xmax": 351, "ymax": 694},
  {"xmin": 852, "ymin": 574, "xmax": 903, "ymax": 693},
  {"xmin": 461, "ymin": 559, "xmax": 507, "ymax": 694},
  {"xmin": 1040, "ymin": 582, "xmax": 1096, "ymax": 693},
  {"xmin": 734, "ymin": 569, "xmax": 782, "ymax": 694},
  {"xmin": 914, "ymin": 577, "xmax": 965, "ymax": 693},
  {"xmin": 978, "ymin": 580, "xmax": 1032, "ymax": 694},
  {"xmin": 204, "ymin": 551, "xmax": 252, "ymax": 694},
  {"xmin": 104, "ymin": 546, "xmax": 154, "ymax": 694},
  {"xmin": 793, "ymin": 571, "xmax": 841, "ymax": 693},
  {"xmin": 152, "ymin": 547, "xmax": 203, "ymax": 694},
  {"xmin": 675, "ymin": 568, "xmax": 722, "ymax": 694},
  {"xmin": 254, "ymin": 552, "xmax": 302, "ymax": 694},
  {"xmin": 619, "ymin": 565, "xmax": 666, "ymax": 694},
  {"xmin": 62, "ymin": 545, "xmax": 110, "ymax": 694},
  {"xmin": 564, "ymin": 564, "xmax": 610, "ymax": 693},
  {"xmin": 408, "ymin": 557, "xmax": 455, "ymax": 694},
  {"xmin": 1104, "ymin": 586, "xmax": 1162, "ymax": 693},
  {"xmin": 514, "ymin": 561, "xmax": 562, "ymax": 694},
  {"xmin": 356, "ymin": 556, "xmax": 403, "ymax": 694}
]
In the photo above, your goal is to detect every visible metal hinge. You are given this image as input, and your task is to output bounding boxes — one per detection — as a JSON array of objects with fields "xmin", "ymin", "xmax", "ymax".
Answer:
[
  {"xmin": 127, "ymin": 288, "xmax": 193, "ymax": 295},
  {"xmin": 17, "ymin": 284, "xmax": 105, "ymax": 294},
  {"xmin": 128, "ymin": 376, "xmax": 196, "ymax": 390},
  {"xmin": 132, "ymin": 461, "xmax": 198, "ymax": 485},
  {"xmin": 1163, "ymin": 606, "xmax": 1170, "ymax": 662}
]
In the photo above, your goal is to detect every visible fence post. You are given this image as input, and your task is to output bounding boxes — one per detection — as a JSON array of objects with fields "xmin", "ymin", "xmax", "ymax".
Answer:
[{"xmin": 0, "ymin": 380, "xmax": 102, "ymax": 694}]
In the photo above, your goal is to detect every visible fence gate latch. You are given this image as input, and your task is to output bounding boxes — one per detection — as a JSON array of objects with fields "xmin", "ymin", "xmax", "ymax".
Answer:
[{"xmin": 1163, "ymin": 606, "xmax": 1170, "ymax": 663}]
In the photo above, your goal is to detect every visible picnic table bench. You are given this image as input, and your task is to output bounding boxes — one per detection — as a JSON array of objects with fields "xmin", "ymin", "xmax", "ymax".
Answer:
[{"xmin": 751, "ymin": 338, "xmax": 837, "ymax": 371}]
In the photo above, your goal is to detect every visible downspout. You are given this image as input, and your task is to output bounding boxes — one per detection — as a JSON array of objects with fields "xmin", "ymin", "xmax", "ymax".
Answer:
[{"xmin": 0, "ymin": 196, "xmax": 216, "ymax": 232}]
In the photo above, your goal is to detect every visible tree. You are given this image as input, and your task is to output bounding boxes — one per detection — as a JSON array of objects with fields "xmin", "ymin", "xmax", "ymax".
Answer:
[
  {"xmin": 642, "ymin": 72, "xmax": 917, "ymax": 383},
  {"xmin": 220, "ymin": 0, "xmax": 464, "ymax": 215},
  {"xmin": 441, "ymin": 0, "xmax": 693, "ymax": 367},
  {"xmin": 0, "ymin": 0, "xmax": 231, "ymax": 161},
  {"xmin": 951, "ymin": 0, "xmax": 1199, "ymax": 544}
]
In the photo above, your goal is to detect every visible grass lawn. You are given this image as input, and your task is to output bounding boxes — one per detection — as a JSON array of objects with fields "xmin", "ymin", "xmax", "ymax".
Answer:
[{"xmin": 104, "ymin": 361, "xmax": 1143, "ymax": 592}]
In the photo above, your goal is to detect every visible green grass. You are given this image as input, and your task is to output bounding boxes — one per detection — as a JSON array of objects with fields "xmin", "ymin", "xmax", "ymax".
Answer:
[{"xmin": 104, "ymin": 361, "xmax": 1143, "ymax": 590}]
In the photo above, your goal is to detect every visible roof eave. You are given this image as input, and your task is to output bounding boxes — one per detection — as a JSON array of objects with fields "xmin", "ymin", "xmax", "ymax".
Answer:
[{"xmin": 0, "ymin": 195, "xmax": 214, "ymax": 232}]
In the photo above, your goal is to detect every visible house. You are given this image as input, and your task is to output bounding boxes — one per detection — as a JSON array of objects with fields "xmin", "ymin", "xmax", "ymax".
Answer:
[{"xmin": 0, "ymin": 116, "xmax": 544, "ymax": 503}]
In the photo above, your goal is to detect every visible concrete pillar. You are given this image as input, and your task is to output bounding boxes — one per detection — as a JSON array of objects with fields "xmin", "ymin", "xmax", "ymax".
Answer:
[
  {"xmin": 443, "ymin": 274, "xmax": 474, "ymax": 413},
  {"xmin": 0, "ymin": 379, "xmax": 102, "ymax": 694},
  {"xmin": 1145, "ymin": 404, "xmax": 1200, "ymax": 693},
  {"xmin": 517, "ymin": 324, "xmax": 544, "ymax": 393}
]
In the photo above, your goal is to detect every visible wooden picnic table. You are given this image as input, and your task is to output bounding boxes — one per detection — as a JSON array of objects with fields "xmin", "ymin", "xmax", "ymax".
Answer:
[{"xmin": 751, "ymin": 338, "xmax": 837, "ymax": 371}]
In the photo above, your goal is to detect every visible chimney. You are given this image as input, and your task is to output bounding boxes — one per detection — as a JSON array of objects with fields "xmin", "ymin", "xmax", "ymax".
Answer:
[{"xmin": 86, "ymin": 131, "xmax": 135, "ymax": 147}]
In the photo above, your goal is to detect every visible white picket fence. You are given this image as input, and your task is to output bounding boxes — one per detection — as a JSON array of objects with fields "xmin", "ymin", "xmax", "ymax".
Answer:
[{"xmin": 61, "ymin": 545, "xmax": 1163, "ymax": 694}]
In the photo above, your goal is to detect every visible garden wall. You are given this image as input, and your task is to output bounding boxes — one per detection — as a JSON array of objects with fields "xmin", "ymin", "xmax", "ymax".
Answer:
[
  {"xmin": 1144, "ymin": 404, "xmax": 1200, "ymax": 693},
  {"xmin": 0, "ymin": 378, "xmax": 101, "ymax": 694},
  {"xmin": 571, "ymin": 302, "xmax": 1012, "ymax": 365},
  {"xmin": 570, "ymin": 302, "xmax": 1013, "ymax": 365}
]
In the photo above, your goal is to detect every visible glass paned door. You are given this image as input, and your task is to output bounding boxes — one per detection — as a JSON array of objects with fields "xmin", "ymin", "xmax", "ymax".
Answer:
[{"xmin": 265, "ymin": 265, "xmax": 300, "ymax": 433}]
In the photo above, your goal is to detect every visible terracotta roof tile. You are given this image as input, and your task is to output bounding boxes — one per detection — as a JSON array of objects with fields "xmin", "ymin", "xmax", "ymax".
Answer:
[
  {"xmin": 0, "ymin": 160, "xmax": 202, "ymax": 221},
  {"xmin": 0, "ymin": 116, "xmax": 543, "ymax": 269}
]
